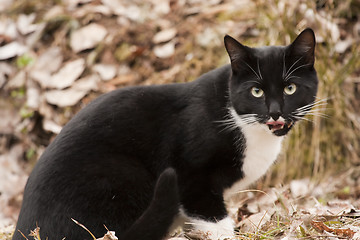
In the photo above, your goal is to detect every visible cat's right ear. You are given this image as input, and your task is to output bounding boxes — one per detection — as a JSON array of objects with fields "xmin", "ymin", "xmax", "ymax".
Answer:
[
  {"xmin": 224, "ymin": 35, "xmax": 250, "ymax": 71},
  {"xmin": 288, "ymin": 28, "xmax": 316, "ymax": 65}
]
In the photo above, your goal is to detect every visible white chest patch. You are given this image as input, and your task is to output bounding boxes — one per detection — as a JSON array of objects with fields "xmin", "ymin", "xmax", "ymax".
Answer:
[{"xmin": 223, "ymin": 108, "xmax": 284, "ymax": 200}]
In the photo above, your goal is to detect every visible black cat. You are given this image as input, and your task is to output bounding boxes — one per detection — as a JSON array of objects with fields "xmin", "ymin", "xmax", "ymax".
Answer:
[{"xmin": 13, "ymin": 28, "xmax": 318, "ymax": 240}]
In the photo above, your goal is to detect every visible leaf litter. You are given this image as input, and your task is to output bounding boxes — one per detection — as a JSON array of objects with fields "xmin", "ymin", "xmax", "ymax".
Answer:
[{"xmin": 1, "ymin": 0, "xmax": 360, "ymax": 239}]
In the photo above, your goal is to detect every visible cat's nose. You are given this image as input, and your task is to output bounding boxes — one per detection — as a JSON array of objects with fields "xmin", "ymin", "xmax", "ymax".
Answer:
[{"xmin": 269, "ymin": 101, "xmax": 282, "ymax": 121}]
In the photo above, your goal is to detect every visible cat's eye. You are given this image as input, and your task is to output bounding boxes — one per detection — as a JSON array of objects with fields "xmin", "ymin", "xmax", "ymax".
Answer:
[
  {"xmin": 284, "ymin": 83, "xmax": 297, "ymax": 95},
  {"xmin": 251, "ymin": 87, "xmax": 264, "ymax": 98}
]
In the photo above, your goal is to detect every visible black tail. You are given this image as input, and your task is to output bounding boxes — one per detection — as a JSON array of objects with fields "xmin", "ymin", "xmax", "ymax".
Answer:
[{"xmin": 120, "ymin": 168, "xmax": 179, "ymax": 240}]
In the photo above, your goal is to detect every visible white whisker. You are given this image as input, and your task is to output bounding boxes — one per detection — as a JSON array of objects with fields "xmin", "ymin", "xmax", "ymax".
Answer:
[
  {"xmin": 282, "ymin": 53, "xmax": 286, "ymax": 79},
  {"xmin": 285, "ymin": 63, "xmax": 312, "ymax": 81},
  {"xmin": 295, "ymin": 98, "xmax": 329, "ymax": 112},
  {"xmin": 285, "ymin": 75, "xmax": 301, "ymax": 81},
  {"xmin": 291, "ymin": 115, "xmax": 314, "ymax": 123},
  {"xmin": 215, "ymin": 111, "xmax": 258, "ymax": 133},
  {"xmin": 257, "ymin": 59, "xmax": 263, "ymax": 80},
  {"xmin": 291, "ymin": 97, "xmax": 330, "ymax": 122},
  {"xmin": 241, "ymin": 60, "xmax": 261, "ymax": 80},
  {"xmin": 285, "ymin": 56, "xmax": 303, "ymax": 77}
]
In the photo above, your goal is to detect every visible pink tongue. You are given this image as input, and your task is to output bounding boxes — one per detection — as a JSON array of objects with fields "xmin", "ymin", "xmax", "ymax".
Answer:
[{"xmin": 266, "ymin": 121, "xmax": 285, "ymax": 130}]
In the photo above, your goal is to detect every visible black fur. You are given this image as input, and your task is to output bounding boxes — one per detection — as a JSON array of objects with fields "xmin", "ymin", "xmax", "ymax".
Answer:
[{"xmin": 13, "ymin": 29, "xmax": 318, "ymax": 240}]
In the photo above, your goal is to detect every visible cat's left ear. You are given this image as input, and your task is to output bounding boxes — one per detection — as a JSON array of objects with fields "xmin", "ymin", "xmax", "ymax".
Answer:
[{"xmin": 288, "ymin": 28, "xmax": 316, "ymax": 65}]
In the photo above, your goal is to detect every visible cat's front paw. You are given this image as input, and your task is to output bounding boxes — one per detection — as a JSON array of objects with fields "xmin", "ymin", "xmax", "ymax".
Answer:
[{"xmin": 185, "ymin": 216, "xmax": 235, "ymax": 240}]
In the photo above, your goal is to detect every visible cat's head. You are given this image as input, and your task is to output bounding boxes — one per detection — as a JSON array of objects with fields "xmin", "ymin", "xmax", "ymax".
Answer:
[{"xmin": 224, "ymin": 29, "xmax": 318, "ymax": 136}]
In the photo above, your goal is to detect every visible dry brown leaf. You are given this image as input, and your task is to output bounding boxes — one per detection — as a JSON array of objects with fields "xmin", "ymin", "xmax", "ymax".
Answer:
[
  {"xmin": 44, "ymin": 74, "xmax": 99, "ymax": 107},
  {"xmin": 238, "ymin": 210, "xmax": 271, "ymax": 232},
  {"xmin": 93, "ymin": 64, "xmax": 117, "ymax": 81},
  {"xmin": 47, "ymin": 59, "xmax": 85, "ymax": 89},
  {"xmin": 42, "ymin": 119, "xmax": 62, "ymax": 134},
  {"xmin": 30, "ymin": 47, "xmax": 64, "ymax": 88},
  {"xmin": 17, "ymin": 13, "xmax": 38, "ymax": 35},
  {"xmin": 0, "ymin": 62, "xmax": 15, "ymax": 87},
  {"xmin": 153, "ymin": 28, "xmax": 177, "ymax": 44},
  {"xmin": 70, "ymin": 23, "xmax": 108, "ymax": 53},
  {"xmin": 26, "ymin": 79, "xmax": 40, "ymax": 109},
  {"xmin": 154, "ymin": 41, "xmax": 175, "ymax": 58},
  {"xmin": 43, "ymin": 5, "xmax": 65, "ymax": 20},
  {"xmin": 311, "ymin": 220, "xmax": 355, "ymax": 238},
  {"xmin": 7, "ymin": 70, "xmax": 26, "ymax": 89},
  {"xmin": 0, "ymin": 0, "xmax": 13, "ymax": 11},
  {"xmin": 0, "ymin": 18, "xmax": 18, "ymax": 40},
  {"xmin": 0, "ymin": 42, "xmax": 28, "ymax": 60},
  {"xmin": 32, "ymin": 47, "xmax": 63, "ymax": 74},
  {"xmin": 45, "ymin": 88, "xmax": 88, "ymax": 107},
  {"xmin": 73, "ymin": 74, "xmax": 100, "ymax": 92}
]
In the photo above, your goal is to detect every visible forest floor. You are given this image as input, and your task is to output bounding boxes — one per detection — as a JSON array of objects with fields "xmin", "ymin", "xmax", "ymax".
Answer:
[{"xmin": 1, "ymin": 0, "xmax": 360, "ymax": 239}]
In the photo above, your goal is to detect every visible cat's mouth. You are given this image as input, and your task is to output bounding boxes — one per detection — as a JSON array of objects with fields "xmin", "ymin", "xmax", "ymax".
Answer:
[
  {"xmin": 266, "ymin": 120, "xmax": 285, "ymax": 132},
  {"xmin": 265, "ymin": 120, "xmax": 295, "ymax": 135}
]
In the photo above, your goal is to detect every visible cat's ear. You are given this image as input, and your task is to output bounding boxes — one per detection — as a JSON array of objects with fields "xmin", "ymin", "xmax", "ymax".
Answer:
[
  {"xmin": 288, "ymin": 28, "xmax": 316, "ymax": 65},
  {"xmin": 224, "ymin": 35, "xmax": 251, "ymax": 71}
]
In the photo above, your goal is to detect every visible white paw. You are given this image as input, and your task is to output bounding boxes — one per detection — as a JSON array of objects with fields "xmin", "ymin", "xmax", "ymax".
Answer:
[{"xmin": 185, "ymin": 216, "xmax": 235, "ymax": 240}]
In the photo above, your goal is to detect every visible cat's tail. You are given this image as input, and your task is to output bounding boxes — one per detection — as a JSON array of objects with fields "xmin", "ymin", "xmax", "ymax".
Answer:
[{"xmin": 120, "ymin": 168, "xmax": 180, "ymax": 240}]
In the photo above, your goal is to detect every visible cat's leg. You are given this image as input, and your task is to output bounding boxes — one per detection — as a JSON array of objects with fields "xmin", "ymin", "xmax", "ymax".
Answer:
[
  {"xmin": 120, "ymin": 168, "xmax": 179, "ymax": 240},
  {"xmin": 180, "ymin": 193, "xmax": 236, "ymax": 240}
]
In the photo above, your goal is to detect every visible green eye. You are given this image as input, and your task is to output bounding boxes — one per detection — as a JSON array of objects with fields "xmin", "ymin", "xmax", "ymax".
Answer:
[
  {"xmin": 284, "ymin": 83, "xmax": 297, "ymax": 95},
  {"xmin": 251, "ymin": 87, "xmax": 264, "ymax": 98}
]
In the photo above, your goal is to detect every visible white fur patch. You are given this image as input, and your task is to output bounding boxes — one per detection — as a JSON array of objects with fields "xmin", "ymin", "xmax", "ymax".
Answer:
[
  {"xmin": 184, "ymin": 215, "xmax": 235, "ymax": 240},
  {"xmin": 170, "ymin": 208, "xmax": 235, "ymax": 240},
  {"xmin": 223, "ymin": 108, "xmax": 284, "ymax": 200}
]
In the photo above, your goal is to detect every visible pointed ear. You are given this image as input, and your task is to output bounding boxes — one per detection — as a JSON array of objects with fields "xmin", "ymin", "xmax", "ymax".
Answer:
[
  {"xmin": 224, "ymin": 35, "xmax": 251, "ymax": 71},
  {"xmin": 289, "ymin": 28, "xmax": 316, "ymax": 64}
]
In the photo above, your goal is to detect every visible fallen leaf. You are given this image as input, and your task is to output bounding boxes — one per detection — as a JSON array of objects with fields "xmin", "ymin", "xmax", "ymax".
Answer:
[
  {"xmin": 153, "ymin": 41, "xmax": 175, "ymax": 58},
  {"xmin": 70, "ymin": 23, "xmax": 108, "ymax": 53},
  {"xmin": 0, "ymin": 42, "xmax": 28, "ymax": 60},
  {"xmin": 73, "ymin": 74, "xmax": 100, "ymax": 91},
  {"xmin": 0, "ymin": 144, "xmax": 28, "ymax": 225},
  {"xmin": 44, "ymin": 74, "xmax": 99, "ymax": 107},
  {"xmin": 311, "ymin": 220, "xmax": 355, "ymax": 238},
  {"xmin": 153, "ymin": 28, "xmax": 177, "ymax": 44},
  {"xmin": 92, "ymin": 64, "xmax": 117, "ymax": 81},
  {"xmin": 107, "ymin": 2, "xmax": 142, "ymax": 21},
  {"xmin": 73, "ymin": 4, "xmax": 112, "ymax": 18},
  {"xmin": 42, "ymin": 119, "xmax": 62, "ymax": 134},
  {"xmin": 101, "ymin": 0, "xmax": 126, "ymax": 16},
  {"xmin": 16, "ymin": 13, "xmax": 38, "ymax": 35},
  {"xmin": 0, "ymin": 0, "xmax": 13, "ymax": 12},
  {"xmin": 334, "ymin": 38, "xmax": 353, "ymax": 53},
  {"xmin": 26, "ymin": 79, "xmax": 40, "ymax": 109},
  {"xmin": 238, "ymin": 210, "xmax": 271, "ymax": 232},
  {"xmin": 47, "ymin": 58, "xmax": 85, "ymax": 89},
  {"xmin": 30, "ymin": 47, "xmax": 63, "ymax": 87},
  {"xmin": 45, "ymin": 88, "xmax": 88, "ymax": 107},
  {"xmin": 152, "ymin": 0, "xmax": 171, "ymax": 15},
  {"xmin": 32, "ymin": 47, "xmax": 63, "ymax": 74},
  {"xmin": 7, "ymin": 70, "xmax": 26, "ymax": 89},
  {"xmin": 0, "ymin": 62, "xmax": 15, "ymax": 88},
  {"xmin": 43, "ymin": 5, "xmax": 65, "ymax": 20},
  {"xmin": 0, "ymin": 18, "xmax": 18, "ymax": 41}
]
